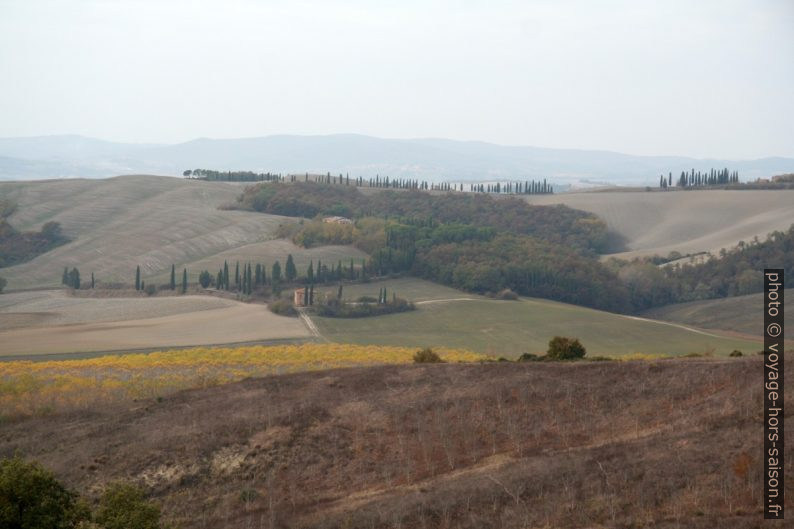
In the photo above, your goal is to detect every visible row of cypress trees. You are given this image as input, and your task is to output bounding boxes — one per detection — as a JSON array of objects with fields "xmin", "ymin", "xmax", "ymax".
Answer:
[{"xmin": 186, "ymin": 168, "xmax": 555, "ymax": 195}]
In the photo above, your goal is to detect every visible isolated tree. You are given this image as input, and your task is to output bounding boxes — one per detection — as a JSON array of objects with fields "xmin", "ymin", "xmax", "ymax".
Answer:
[
  {"xmin": 181, "ymin": 268, "xmax": 187, "ymax": 294},
  {"xmin": 169, "ymin": 264, "xmax": 176, "ymax": 290},
  {"xmin": 547, "ymin": 336, "xmax": 586, "ymax": 360},
  {"xmin": 0, "ymin": 276, "xmax": 6, "ymax": 293},
  {"xmin": 337, "ymin": 284, "xmax": 343, "ymax": 300},
  {"xmin": 135, "ymin": 265, "xmax": 141, "ymax": 291},
  {"xmin": 68, "ymin": 268, "xmax": 80, "ymax": 289},
  {"xmin": 285, "ymin": 254, "xmax": 297, "ymax": 282}
]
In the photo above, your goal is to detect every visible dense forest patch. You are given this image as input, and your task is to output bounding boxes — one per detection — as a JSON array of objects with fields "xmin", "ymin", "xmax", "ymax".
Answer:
[{"xmin": 0, "ymin": 199, "xmax": 69, "ymax": 268}]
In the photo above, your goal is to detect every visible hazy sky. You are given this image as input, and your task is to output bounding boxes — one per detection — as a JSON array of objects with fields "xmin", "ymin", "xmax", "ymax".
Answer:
[{"xmin": 1, "ymin": 0, "xmax": 792, "ymax": 158}]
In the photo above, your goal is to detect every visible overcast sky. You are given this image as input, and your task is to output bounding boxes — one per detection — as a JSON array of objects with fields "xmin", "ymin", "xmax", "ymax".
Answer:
[{"xmin": 1, "ymin": 0, "xmax": 792, "ymax": 158}]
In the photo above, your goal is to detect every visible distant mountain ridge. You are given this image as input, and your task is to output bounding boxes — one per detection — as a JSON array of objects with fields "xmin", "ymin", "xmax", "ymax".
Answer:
[{"xmin": 1, "ymin": 133, "xmax": 792, "ymax": 185}]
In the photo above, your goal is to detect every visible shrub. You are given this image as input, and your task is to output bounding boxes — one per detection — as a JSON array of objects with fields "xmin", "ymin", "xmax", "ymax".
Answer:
[
  {"xmin": 587, "ymin": 355, "xmax": 614, "ymax": 362},
  {"xmin": 0, "ymin": 455, "xmax": 89, "ymax": 529},
  {"xmin": 356, "ymin": 295, "xmax": 378, "ymax": 303},
  {"xmin": 413, "ymin": 348, "xmax": 444, "ymax": 363},
  {"xmin": 495, "ymin": 288, "xmax": 518, "ymax": 300},
  {"xmin": 546, "ymin": 336, "xmax": 586, "ymax": 360},
  {"xmin": 95, "ymin": 482, "xmax": 162, "ymax": 529},
  {"xmin": 144, "ymin": 284, "xmax": 157, "ymax": 296},
  {"xmin": 268, "ymin": 299, "xmax": 297, "ymax": 317},
  {"xmin": 198, "ymin": 270, "xmax": 212, "ymax": 288},
  {"xmin": 517, "ymin": 352, "xmax": 541, "ymax": 362},
  {"xmin": 729, "ymin": 350, "xmax": 743, "ymax": 357}
]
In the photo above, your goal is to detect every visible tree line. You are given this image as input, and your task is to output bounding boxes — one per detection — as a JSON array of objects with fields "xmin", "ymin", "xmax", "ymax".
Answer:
[
  {"xmin": 658, "ymin": 167, "xmax": 740, "ymax": 189},
  {"xmin": 186, "ymin": 168, "xmax": 554, "ymax": 195}
]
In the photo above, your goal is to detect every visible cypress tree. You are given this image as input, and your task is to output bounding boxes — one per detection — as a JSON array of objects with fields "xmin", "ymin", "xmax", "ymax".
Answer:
[
  {"xmin": 62, "ymin": 267, "xmax": 69, "ymax": 286},
  {"xmin": 272, "ymin": 261, "xmax": 281, "ymax": 284},
  {"xmin": 135, "ymin": 265, "xmax": 141, "ymax": 291},
  {"xmin": 223, "ymin": 261, "xmax": 229, "ymax": 290},
  {"xmin": 170, "ymin": 264, "xmax": 176, "ymax": 290},
  {"xmin": 337, "ymin": 284, "xmax": 343, "ymax": 300},
  {"xmin": 216, "ymin": 269, "xmax": 223, "ymax": 289},
  {"xmin": 235, "ymin": 262, "xmax": 240, "ymax": 290},
  {"xmin": 309, "ymin": 284, "xmax": 314, "ymax": 305},
  {"xmin": 91, "ymin": 272, "xmax": 95, "ymax": 289},
  {"xmin": 307, "ymin": 261, "xmax": 314, "ymax": 284},
  {"xmin": 285, "ymin": 254, "xmax": 297, "ymax": 282},
  {"xmin": 182, "ymin": 268, "xmax": 187, "ymax": 293}
]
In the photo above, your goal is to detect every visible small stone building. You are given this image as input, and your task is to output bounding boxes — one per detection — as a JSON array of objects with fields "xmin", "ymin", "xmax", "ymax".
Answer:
[{"xmin": 293, "ymin": 287, "xmax": 307, "ymax": 307}]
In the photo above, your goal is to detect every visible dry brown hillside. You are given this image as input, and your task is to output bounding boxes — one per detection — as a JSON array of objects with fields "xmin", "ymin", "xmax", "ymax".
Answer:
[
  {"xmin": 0, "ymin": 175, "xmax": 365, "ymax": 290},
  {"xmin": 2, "ymin": 358, "xmax": 790, "ymax": 528},
  {"xmin": 525, "ymin": 190, "xmax": 794, "ymax": 260}
]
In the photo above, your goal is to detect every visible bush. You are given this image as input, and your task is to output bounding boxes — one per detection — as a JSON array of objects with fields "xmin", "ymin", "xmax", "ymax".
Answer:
[
  {"xmin": 494, "ymin": 288, "xmax": 518, "ymax": 300},
  {"xmin": 0, "ymin": 455, "xmax": 89, "ymax": 529},
  {"xmin": 144, "ymin": 284, "xmax": 157, "ymax": 296},
  {"xmin": 546, "ymin": 336, "xmax": 587, "ymax": 360},
  {"xmin": 413, "ymin": 348, "xmax": 444, "ymax": 363},
  {"xmin": 356, "ymin": 295, "xmax": 378, "ymax": 303},
  {"xmin": 95, "ymin": 482, "xmax": 162, "ymax": 529},
  {"xmin": 198, "ymin": 270, "xmax": 212, "ymax": 288},
  {"xmin": 268, "ymin": 299, "xmax": 297, "ymax": 317},
  {"xmin": 729, "ymin": 349, "xmax": 743, "ymax": 357},
  {"xmin": 517, "ymin": 352, "xmax": 541, "ymax": 362}
]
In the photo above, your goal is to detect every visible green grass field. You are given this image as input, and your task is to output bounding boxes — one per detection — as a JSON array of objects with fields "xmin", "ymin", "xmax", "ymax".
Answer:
[
  {"xmin": 643, "ymin": 289, "xmax": 793, "ymax": 338},
  {"xmin": 312, "ymin": 278, "xmax": 762, "ymax": 357}
]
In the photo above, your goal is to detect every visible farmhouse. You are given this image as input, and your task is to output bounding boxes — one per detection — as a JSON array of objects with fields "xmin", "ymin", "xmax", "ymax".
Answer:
[{"xmin": 293, "ymin": 287, "xmax": 307, "ymax": 307}]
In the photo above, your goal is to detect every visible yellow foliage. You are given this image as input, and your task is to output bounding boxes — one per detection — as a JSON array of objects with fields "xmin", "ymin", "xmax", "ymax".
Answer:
[{"xmin": 0, "ymin": 344, "xmax": 486, "ymax": 418}]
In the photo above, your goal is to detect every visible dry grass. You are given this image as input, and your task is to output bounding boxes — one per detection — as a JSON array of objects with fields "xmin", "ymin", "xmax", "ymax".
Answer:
[
  {"xmin": 524, "ymin": 189, "xmax": 794, "ymax": 259},
  {"xmin": 0, "ymin": 292, "xmax": 310, "ymax": 357},
  {"xmin": 0, "ymin": 344, "xmax": 484, "ymax": 417},
  {"xmin": 0, "ymin": 175, "xmax": 364, "ymax": 290},
  {"xmin": 1, "ymin": 357, "xmax": 788, "ymax": 528}
]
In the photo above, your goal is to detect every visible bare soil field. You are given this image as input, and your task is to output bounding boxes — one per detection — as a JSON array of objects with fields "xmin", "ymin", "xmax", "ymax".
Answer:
[
  {"xmin": 2, "ymin": 358, "xmax": 789, "ymax": 528},
  {"xmin": 0, "ymin": 290, "xmax": 309, "ymax": 357},
  {"xmin": 524, "ymin": 189, "xmax": 794, "ymax": 259},
  {"xmin": 0, "ymin": 175, "xmax": 363, "ymax": 290}
]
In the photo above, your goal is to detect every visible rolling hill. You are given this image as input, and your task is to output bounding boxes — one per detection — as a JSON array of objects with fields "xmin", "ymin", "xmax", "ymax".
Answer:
[
  {"xmin": 524, "ymin": 189, "xmax": 794, "ymax": 259},
  {"xmin": 313, "ymin": 278, "xmax": 761, "ymax": 356},
  {"xmin": 0, "ymin": 175, "xmax": 365, "ymax": 290},
  {"xmin": 2, "ymin": 134, "xmax": 793, "ymax": 184},
  {"xmin": 2, "ymin": 357, "xmax": 786, "ymax": 528},
  {"xmin": 643, "ymin": 289, "xmax": 794, "ymax": 338}
]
